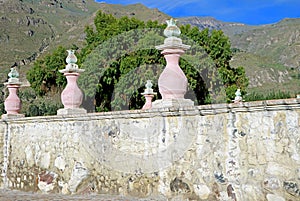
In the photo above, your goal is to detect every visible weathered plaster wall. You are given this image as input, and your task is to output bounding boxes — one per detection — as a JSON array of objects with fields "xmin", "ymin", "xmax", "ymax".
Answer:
[{"xmin": 0, "ymin": 99, "xmax": 300, "ymax": 200}]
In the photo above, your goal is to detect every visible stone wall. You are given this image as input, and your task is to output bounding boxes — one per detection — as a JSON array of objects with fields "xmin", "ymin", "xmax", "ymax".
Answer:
[{"xmin": 0, "ymin": 99, "xmax": 300, "ymax": 200}]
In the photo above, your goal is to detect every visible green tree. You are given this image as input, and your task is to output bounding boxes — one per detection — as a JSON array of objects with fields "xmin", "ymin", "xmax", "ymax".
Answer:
[
  {"xmin": 181, "ymin": 25, "xmax": 248, "ymax": 102},
  {"xmin": 244, "ymin": 90, "xmax": 291, "ymax": 101},
  {"xmin": 19, "ymin": 87, "xmax": 63, "ymax": 117},
  {"xmin": 27, "ymin": 46, "xmax": 71, "ymax": 96}
]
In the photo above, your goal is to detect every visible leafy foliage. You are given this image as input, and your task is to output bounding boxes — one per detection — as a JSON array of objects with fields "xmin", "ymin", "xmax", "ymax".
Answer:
[
  {"xmin": 181, "ymin": 26, "xmax": 248, "ymax": 102},
  {"xmin": 19, "ymin": 87, "xmax": 63, "ymax": 117},
  {"xmin": 26, "ymin": 46, "xmax": 71, "ymax": 96},
  {"xmin": 245, "ymin": 90, "xmax": 292, "ymax": 101}
]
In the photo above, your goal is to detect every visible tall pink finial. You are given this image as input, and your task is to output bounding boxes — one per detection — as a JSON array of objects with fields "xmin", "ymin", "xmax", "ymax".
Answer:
[
  {"xmin": 152, "ymin": 18, "xmax": 194, "ymax": 108},
  {"xmin": 57, "ymin": 50, "xmax": 87, "ymax": 115}
]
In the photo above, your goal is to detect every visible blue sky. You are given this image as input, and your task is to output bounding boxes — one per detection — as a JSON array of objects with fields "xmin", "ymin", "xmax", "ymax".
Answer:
[{"xmin": 95, "ymin": 0, "xmax": 300, "ymax": 25}]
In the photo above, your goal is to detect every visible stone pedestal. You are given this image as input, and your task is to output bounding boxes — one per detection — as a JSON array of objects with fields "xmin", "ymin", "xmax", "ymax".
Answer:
[
  {"xmin": 57, "ymin": 107, "xmax": 87, "ymax": 115},
  {"xmin": 152, "ymin": 99, "xmax": 194, "ymax": 109}
]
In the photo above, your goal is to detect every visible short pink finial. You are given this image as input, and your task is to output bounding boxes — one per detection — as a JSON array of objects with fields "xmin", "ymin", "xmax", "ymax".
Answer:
[
  {"xmin": 142, "ymin": 94, "xmax": 155, "ymax": 110},
  {"xmin": 4, "ymin": 85, "xmax": 21, "ymax": 115},
  {"xmin": 141, "ymin": 80, "xmax": 156, "ymax": 110},
  {"xmin": 2, "ymin": 67, "xmax": 24, "ymax": 119}
]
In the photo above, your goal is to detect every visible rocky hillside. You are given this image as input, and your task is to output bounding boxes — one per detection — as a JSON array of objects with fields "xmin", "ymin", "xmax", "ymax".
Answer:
[
  {"xmin": 0, "ymin": 0, "xmax": 168, "ymax": 82},
  {"xmin": 96, "ymin": 2, "xmax": 168, "ymax": 22},
  {"xmin": 178, "ymin": 17, "xmax": 300, "ymax": 94},
  {"xmin": 178, "ymin": 17, "xmax": 300, "ymax": 68},
  {"xmin": 0, "ymin": 0, "xmax": 97, "ymax": 81}
]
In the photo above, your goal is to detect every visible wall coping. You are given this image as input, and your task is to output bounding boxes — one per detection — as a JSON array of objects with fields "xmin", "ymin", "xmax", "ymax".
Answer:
[{"xmin": 1, "ymin": 98, "xmax": 300, "ymax": 124}]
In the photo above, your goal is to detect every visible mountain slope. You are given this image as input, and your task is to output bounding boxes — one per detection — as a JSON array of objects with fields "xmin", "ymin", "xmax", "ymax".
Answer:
[
  {"xmin": 178, "ymin": 16, "xmax": 300, "ymax": 68},
  {"xmin": 178, "ymin": 16, "xmax": 300, "ymax": 95},
  {"xmin": 230, "ymin": 18, "xmax": 300, "ymax": 68},
  {"xmin": 0, "ymin": 0, "xmax": 169, "ymax": 82},
  {"xmin": 96, "ymin": 2, "xmax": 169, "ymax": 22},
  {"xmin": 0, "ymin": 0, "xmax": 100, "ymax": 81}
]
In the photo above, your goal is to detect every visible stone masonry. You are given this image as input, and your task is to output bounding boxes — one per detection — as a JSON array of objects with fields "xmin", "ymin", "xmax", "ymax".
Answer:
[{"xmin": 0, "ymin": 99, "xmax": 300, "ymax": 200}]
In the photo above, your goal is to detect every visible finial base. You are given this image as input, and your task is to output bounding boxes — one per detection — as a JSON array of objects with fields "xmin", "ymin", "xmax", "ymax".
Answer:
[
  {"xmin": 152, "ymin": 99, "xmax": 194, "ymax": 109},
  {"xmin": 57, "ymin": 108, "xmax": 87, "ymax": 115},
  {"xmin": 155, "ymin": 37, "xmax": 190, "ymax": 50},
  {"xmin": 5, "ymin": 78, "xmax": 22, "ymax": 85},
  {"xmin": 1, "ymin": 114, "xmax": 25, "ymax": 120}
]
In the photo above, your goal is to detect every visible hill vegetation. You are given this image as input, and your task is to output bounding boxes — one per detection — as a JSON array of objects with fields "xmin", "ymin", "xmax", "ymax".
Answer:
[{"xmin": 178, "ymin": 17, "xmax": 300, "ymax": 97}]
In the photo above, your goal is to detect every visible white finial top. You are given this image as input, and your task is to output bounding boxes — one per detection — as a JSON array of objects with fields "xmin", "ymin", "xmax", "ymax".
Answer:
[
  {"xmin": 66, "ymin": 50, "xmax": 77, "ymax": 64},
  {"xmin": 164, "ymin": 18, "xmax": 181, "ymax": 38},
  {"xmin": 8, "ymin": 67, "xmax": 19, "ymax": 79},
  {"xmin": 6, "ymin": 67, "xmax": 21, "ymax": 84},
  {"xmin": 141, "ymin": 80, "xmax": 157, "ymax": 95},
  {"xmin": 156, "ymin": 18, "xmax": 190, "ymax": 50},
  {"xmin": 60, "ymin": 50, "xmax": 84, "ymax": 73}
]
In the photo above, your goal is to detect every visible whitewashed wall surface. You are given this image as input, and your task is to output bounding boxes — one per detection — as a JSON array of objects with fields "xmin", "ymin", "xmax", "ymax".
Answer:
[{"xmin": 0, "ymin": 99, "xmax": 300, "ymax": 201}]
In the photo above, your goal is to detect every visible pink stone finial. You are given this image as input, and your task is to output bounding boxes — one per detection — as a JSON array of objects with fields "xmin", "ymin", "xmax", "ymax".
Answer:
[
  {"xmin": 60, "ymin": 73, "xmax": 83, "ymax": 109},
  {"xmin": 57, "ymin": 50, "xmax": 86, "ymax": 115},
  {"xmin": 152, "ymin": 19, "xmax": 194, "ymax": 108},
  {"xmin": 141, "ymin": 80, "xmax": 156, "ymax": 110},
  {"xmin": 158, "ymin": 49, "xmax": 187, "ymax": 99},
  {"xmin": 156, "ymin": 19, "xmax": 190, "ymax": 100},
  {"xmin": 2, "ymin": 67, "xmax": 24, "ymax": 118},
  {"xmin": 4, "ymin": 84, "xmax": 22, "ymax": 115},
  {"xmin": 142, "ymin": 94, "xmax": 155, "ymax": 110}
]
